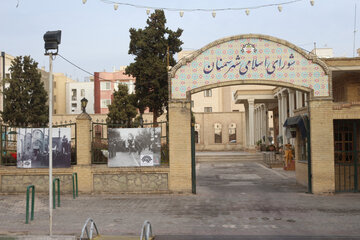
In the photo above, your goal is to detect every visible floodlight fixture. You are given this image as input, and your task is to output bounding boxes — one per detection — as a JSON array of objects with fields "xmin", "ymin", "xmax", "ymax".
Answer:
[{"xmin": 43, "ymin": 30, "xmax": 62, "ymax": 55}]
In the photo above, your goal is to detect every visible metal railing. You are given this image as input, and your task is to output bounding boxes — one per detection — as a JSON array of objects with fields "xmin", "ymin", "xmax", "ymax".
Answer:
[
  {"xmin": 80, "ymin": 218, "xmax": 99, "ymax": 240},
  {"xmin": 140, "ymin": 220, "xmax": 153, "ymax": 240},
  {"xmin": 53, "ymin": 178, "xmax": 60, "ymax": 209},
  {"xmin": 72, "ymin": 173, "xmax": 78, "ymax": 199},
  {"xmin": 263, "ymin": 152, "xmax": 283, "ymax": 168},
  {"xmin": 25, "ymin": 185, "xmax": 35, "ymax": 224}
]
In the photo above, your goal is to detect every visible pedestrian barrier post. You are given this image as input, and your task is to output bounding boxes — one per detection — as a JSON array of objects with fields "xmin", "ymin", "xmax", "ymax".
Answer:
[
  {"xmin": 25, "ymin": 185, "xmax": 35, "ymax": 224},
  {"xmin": 53, "ymin": 178, "xmax": 60, "ymax": 209},
  {"xmin": 72, "ymin": 172, "xmax": 78, "ymax": 199}
]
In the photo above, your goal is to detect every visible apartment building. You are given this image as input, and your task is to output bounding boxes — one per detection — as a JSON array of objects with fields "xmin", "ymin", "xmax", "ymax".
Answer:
[{"xmin": 94, "ymin": 67, "xmax": 135, "ymax": 114}]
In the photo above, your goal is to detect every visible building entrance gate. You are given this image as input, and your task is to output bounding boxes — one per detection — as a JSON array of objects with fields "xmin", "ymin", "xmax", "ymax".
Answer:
[
  {"xmin": 334, "ymin": 120, "xmax": 360, "ymax": 192},
  {"xmin": 167, "ymin": 34, "xmax": 332, "ymax": 194}
]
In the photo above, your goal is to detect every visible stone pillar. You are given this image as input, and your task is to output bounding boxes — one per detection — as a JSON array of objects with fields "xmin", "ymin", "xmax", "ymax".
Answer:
[
  {"xmin": 264, "ymin": 104, "xmax": 269, "ymax": 145},
  {"xmin": 281, "ymin": 91, "xmax": 288, "ymax": 144},
  {"xmin": 244, "ymin": 103, "xmax": 249, "ymax": 147},
  {"xmin": 309, "ymin": 100, "xmax": 335, "ymax": 193},
  {"xmin": 296, "ymin": 91, "xmax": 303, "ymax": 109},
  {"xmin": 289, "ymin": 89, "xmax": 295, "ymax": 117},
  {"xmin": 277, "ymin": 93, "xmax": 282, "ymax": 143},
  {"xmin": 248, "ymin": 99, "xmax": 255, "ymax": 148},
  {"xmin": 74, "ymin": 112, "xmax": 93, "ymax": 193},
  {"xmin": 254, "ymin": 107, "xmax": 258, "ymax": 142},
  {"xmin": 260, "ymin": 107, "xmax": 263, "ymax": 141},
  {"xmin": 169, "ymin": 100, "xmax": 192, "ymax": 193}
]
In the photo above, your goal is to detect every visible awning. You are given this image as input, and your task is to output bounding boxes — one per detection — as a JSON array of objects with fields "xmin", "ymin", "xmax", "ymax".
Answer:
[{"xmin": 283, "ymin": 114, "xmax": 309, "ymax": 139}]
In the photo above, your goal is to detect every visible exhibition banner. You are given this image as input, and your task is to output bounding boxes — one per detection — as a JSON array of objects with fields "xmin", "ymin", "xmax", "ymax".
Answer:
[
  {"xmin": 108, "ymin": 127, "xmax": 161, "ymax": 167},
  {"xmin": 17, "ymin": 128, "xmax": 71, "ymax": 168}
]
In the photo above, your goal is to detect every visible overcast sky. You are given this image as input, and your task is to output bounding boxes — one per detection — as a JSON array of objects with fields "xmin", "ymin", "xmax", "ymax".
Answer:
[{"xmin": 1, "ymin": 0, "xmax": 359, "ymax": 81}]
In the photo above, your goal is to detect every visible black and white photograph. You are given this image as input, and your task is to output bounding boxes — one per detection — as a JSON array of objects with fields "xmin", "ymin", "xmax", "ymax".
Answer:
[
  {"xmin": 108, "ymin": 127, "xmax": 161, "ymax": 167},
  {"xmin": 17, "ymin": 128, "xmax": 71, "ymax": 168}
]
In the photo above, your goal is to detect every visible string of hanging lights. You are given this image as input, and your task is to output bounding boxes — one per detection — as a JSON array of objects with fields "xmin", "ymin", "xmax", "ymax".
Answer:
[{"xmin": 81, "ymin": 0, "xmax": 315, "ymax": 18}]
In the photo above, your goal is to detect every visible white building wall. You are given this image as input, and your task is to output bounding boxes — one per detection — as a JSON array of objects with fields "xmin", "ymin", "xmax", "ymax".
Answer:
[{"xmin": 66, "ymin": 82, "xmax": 94, "ymax": 114}]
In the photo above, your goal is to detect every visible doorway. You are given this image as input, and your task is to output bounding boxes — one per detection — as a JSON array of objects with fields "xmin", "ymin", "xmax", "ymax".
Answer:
[{"xmin": 334, "ymin": 119, "xmax": 360, "ymax": 192}]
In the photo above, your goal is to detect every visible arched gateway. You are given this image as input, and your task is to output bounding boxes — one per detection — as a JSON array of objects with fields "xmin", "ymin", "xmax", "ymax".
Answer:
[{"xmin": 167, "ymin": 34, "xmax": 332, "ymax": 194}]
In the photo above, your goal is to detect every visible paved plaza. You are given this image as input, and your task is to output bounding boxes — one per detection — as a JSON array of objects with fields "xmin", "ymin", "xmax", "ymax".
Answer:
[{"xmin": 1, "ymin": 154, "xmax": 360, "ymax": 239}]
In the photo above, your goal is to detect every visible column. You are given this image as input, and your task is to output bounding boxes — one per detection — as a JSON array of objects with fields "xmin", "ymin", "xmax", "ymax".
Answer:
[
  {"xmin": 169, "ymin": 100, "xmax": 192, "ymax": 193},
  {"xmin": 75, "ymin": 112, "xmax": 93, "ymax": 193},
  {"xmin": 296, "ymin": 91, "xmax": 303, "ymax": 109},
  {"xmin": 304, "ymin": 93, "xmax": 308, "ymax": 107},
  {"xmin": 264, "ymin": 104, "xmax": 269, "ymax": 145},
  {"xmin": 277, "ymin": 93, "xmax": 282, "ymax": 144},
  {"xmin": 248, "ymin": 99, "xmax": 255, "ymax": 148},
  {"xmin": 255, "ymin": 107, "xmax": 258, "ymax": 142},
  {"xmin": 245, "ymin": 103, "xmax": 249, "ymax": 147},
  {"xmin": 260, "ymin": 105, "xmax": 263, "ymax": 142},
  {"xmin": 289, "ymin": 89, "xmax": 295, "ymax": 117},
  {"xmin": 281, "ymin": 91, "xmax": 288, "ymax": 144}
]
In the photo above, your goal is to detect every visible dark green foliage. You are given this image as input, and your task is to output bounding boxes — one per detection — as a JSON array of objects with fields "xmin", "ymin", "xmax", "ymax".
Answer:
[
  {"xmin": 106, "ymin": 84, "xmax": 138, "ymax": 128},
  {"xmin": 1, "ymin": 56, "xmax": 48, "ymax": 126},
  {"xmin": 126, "ymin": 9, "xmax": 183, "ymax": 124}
]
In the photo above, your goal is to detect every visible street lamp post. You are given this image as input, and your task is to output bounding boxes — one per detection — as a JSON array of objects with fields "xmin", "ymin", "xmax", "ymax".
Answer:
[
  {"xmin": 81, "ymin": 97, "xmax": 88, "ymax": 113},
  {"xmin": 43, "ymin": 30, "xmax": 61, "ymax": 236}
]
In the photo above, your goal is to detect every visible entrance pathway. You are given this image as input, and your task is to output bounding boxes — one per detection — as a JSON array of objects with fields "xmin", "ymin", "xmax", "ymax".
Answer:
[{"xmin": 1, "ymin": 154, "xmax": 360, "ymax": 239}]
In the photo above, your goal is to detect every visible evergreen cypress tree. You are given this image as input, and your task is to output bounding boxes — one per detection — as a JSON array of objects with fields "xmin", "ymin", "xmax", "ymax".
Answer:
[
  {"xmin": 1, "ymin": 56, "xmax": 48, "ymax": 126},
  {"xmin": 107, "ymin": 84, "xmax": 137, "ymax": 128},
  {"xmin": 126, "ymin": 9, "xmax": 183, "ymax": 124}
]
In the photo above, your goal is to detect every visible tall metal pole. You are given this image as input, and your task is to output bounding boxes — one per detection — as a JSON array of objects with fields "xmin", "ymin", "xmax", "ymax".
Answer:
[
  {"xmin": 48, "ymin": 53, "xmax": 53, "ymax": 236},
  {"xmin": 1, "ymin": 52, "xmax": 5, "ymax": 113},
  {"xmin": 353, "ymin": 4, "xmax": 357, "ymax": 57}
]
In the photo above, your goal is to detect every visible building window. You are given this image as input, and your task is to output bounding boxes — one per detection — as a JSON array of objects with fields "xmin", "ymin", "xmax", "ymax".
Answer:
[
  {"xmin": 54, "ymin": 95, "xmax": 56, "ymax": 103},
  {"xmin": 214, "ymin": 123, "xmax": 222, "ymax": 143},
  {"xmin": 101, "ymin": 99, "xmax": 111, "ymax": 108},
  {"xmin": 195, "ymin": 131, "xmax": 199, "ymax": 144},
  {"xmin": 54, "ymin": 82, "xmax": 56, "ymax": 88},
  {"xmin": 204, "ymin": 107, "xmax": 212, "ymax": 113},
  {"xmin": 229, "ymin": 123, "xmax": 236, "ymax": 143},
  {"xmin": 300, "ymin": 137, "xmax": 308, "ymax": 162},
  {"xmin": 100, "ymin": 82, "xmax": 111, "ymax": 90},
  {"xmin": 71, "ymin": 103, "xmax": 77, "ymax": 112},
  {"xmin": 191, "ymin": 100, "xmax": 194, "ymax": 108},
  {"xmin": 71, "ymin": 89, "xmax": 77, "ymax": 101},
  {"xmin": 204, "ymin": 89, "xmax": 212, "ymax": 97},
  {"xmin": 81, "ymin": 89, "xmax": 85, "ymax": 97}
]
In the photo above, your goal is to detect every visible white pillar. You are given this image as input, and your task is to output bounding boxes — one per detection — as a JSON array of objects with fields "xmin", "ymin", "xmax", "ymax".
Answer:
[
  {"xmin": 248, "ymin": 99, "xmax": 255, "ymax": 147},
  {"xmin": 255, "ymin": 107, "xmax": 258, "ymax": 142},
  {"xmin": 281, "ymin": 91, "xmax": 288, "ymax": 144},
  {"xmin": 289, "ymin": 89, "xmax": 295, "ymax": 117},
  {"xmin": 264, "ymin": 104, "xmax": 269, "ymax": 145},
  {"xmin": 277, "ymin": 93, "xmax": 282, "ymax": 144},
  {"xmin": 245, "ymin": 103, "xmax": 249, "ymax": 147},
  {"xmin": 296, "ymin": 91, "xmax": 303, "ymax": 109},
  {"xmin": 260, "ymin": 104, "xmax": 265, "ymax": 143},
  {"xmin": 304, "ymin": 93, "xmax": 308, "ymax": 107}
]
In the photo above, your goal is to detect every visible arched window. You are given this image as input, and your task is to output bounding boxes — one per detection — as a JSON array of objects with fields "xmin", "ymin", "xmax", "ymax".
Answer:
[
  {"xmin": 229, "ymin": 123, "xmax": 236, "ymax": 143},
  {"xmin": 214, "ymin": 123, "xmax": 222, "ymax": 143}
]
